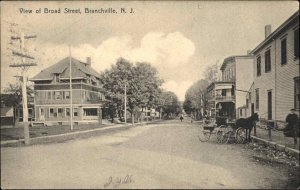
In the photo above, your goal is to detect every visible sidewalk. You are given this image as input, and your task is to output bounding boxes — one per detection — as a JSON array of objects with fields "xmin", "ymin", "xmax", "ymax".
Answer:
[
  {"xmin": 254, "ymin": 126, "xmax": 299, "ymax": 149},
  {"xmin": 251, "ymin": 126, "xmax": 299, "ymax": 159}
]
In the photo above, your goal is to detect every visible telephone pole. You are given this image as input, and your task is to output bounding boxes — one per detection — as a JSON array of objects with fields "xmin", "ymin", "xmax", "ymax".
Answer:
[
  {"xmin": 9, "ymin": 31, "xmax": 37, "ymax": 145},
  {"xmin": 124, "ymin": 84, "xmax": 127, "ymax": 124},
  {"xmin": 69, "ymin": 45, "xmax": 73, "ymax": 130}
]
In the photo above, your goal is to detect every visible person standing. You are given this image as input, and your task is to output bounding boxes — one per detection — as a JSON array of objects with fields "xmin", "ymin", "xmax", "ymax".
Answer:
[
  {"xmin": 284, "ymin": 109, "xmax": 299, "ymax": 137},
  {"xmin": 180, "ymin": 114, "xmax": 183, "ymax": 122}
]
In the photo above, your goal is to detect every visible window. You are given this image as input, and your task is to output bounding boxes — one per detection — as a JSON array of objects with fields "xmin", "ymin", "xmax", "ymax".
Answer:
[
  {"xmin": 240, "ymin": 109, "xmax": 243, "ymax": 116},
  {"xmin": 50, "ymin": 108, "xmax": 54, "ymax": 117},
  {"xmin": 257, "ymin": 56, "xmax": 261, "ymax": 76},
  {"xmin": 66, "ymin": 108, "xmax": 70, "ymax": 117},
  {"xmin": 295, "ymin": 28, "xmax": 299, "ymax": 59},
  {"xmin": 55, "ymin": 91, "xmax": 62, "ymax": 100},
  {"xmin": 255, "ymin": 89, "xmax": 259, "ymax": 110},
  {"xmin": 84, "ymin": 108, "xmax": 98, "ymax": 116},
  {"xmin": 53, "ymin": 108, "xmax": 57, "ymax": 117},
  {"xmin": 82, "ymin": 90, "xmax": 86, "ymax": 99},
  {"xmin": 73, "ymin": 108, "xmax": 78, "ymax": 117},
  {"xmin": 281, "ymin": 38, "xmax": 287, "ymax": 65},
  {"xmin": 265, "ymin": 49, "xmax": 271, "ymax": 72},
  {"xmin": 47, "ymin": 91, "xmax": 52, "ymax": 99},
  {"xmin": 40, "ymin": 108, "xmax": 44, "ymax": 116},
  {"xmin": 65, "ymin": 91, "xmax": 70, "ymax": 99},
  {"xmin": 295, "ymin": 77, "xmax": 300, "ymax": 109},
  {"xmin": 54, "ymin": 73, "xmax": 60, "ymax": 83},
  {"xmin": 222, "ymin": 89, "xmax": 226, "ymax": 96},
  {"xmin": 58, "ymin": 108, "xmax": 63, "ymax": 117},
  {"xmin": 231, "ymin": 85, "xmax": 235, "ymax": 96}
]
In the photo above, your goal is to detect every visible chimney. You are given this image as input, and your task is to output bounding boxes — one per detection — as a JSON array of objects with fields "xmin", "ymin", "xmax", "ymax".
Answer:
[
  {"xmin": 265, "ymin": 25, "xmax": 272, "ymax": 38},
  {"xmin": 86, "ymin": 57, "xmax": 91, "ymax": 66}
]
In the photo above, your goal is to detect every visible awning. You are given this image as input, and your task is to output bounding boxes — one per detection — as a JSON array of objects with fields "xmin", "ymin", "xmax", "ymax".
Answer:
[{"xmin": 215, "ymin": 86, "xmax": 233, "ymax": 90}]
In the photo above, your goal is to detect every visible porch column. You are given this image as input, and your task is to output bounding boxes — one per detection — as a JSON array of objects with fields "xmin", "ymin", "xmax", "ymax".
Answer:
[{"xmin": 98, "ymin": 107, "xmax": 102, "ymax": 125}]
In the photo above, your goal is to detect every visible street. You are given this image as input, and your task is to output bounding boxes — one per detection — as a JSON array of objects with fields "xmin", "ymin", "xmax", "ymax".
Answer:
[{"xmin": 0, "ymin": 119, "xmax": 294, "ymax": 189}]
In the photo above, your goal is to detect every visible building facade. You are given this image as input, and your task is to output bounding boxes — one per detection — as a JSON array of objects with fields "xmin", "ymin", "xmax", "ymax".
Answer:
[
  {"xmin": 246, "ymin": 11, "xmax": 299, "ymax": 121},
  {"xmin": 30, "ymin": 57, "xmax": 106, "ymax": 125},
  {"xmin": 220, "ymin": 55, "xmax": 254, "ymax": 118},
  {"xmin": 207, "ymin": 81, "xmax": 235, "ymax": 120}
]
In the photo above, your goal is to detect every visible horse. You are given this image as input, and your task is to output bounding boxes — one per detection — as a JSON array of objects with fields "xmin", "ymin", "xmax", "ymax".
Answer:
[{"xmin": 235, "ymin": 113, "xmax": 259, "ymax": 142}]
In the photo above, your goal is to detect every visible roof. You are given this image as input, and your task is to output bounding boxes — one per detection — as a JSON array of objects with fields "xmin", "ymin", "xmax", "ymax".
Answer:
[
  {"xmin": 220, "ymin": 55, "xmax": 253, "ymax": 71},
  {"xmin": 250, "ymin": 10, "xmax": 299, "ymax": 55},
  {"xmin": 30, "ymin": 57, "xmax": 100, "ymax": 81},
  {"xmin": 220, "ymin": 55, "xmax": 254, "ymax": 71},
  {"xmin": 1, "ymin": 107, "xmax": 13, "ymax": 117}
]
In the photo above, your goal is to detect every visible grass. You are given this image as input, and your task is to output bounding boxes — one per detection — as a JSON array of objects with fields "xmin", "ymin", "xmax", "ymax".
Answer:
[{"xmin": 0, "ymin": 124, "xmax": 111, "ymax": 141}]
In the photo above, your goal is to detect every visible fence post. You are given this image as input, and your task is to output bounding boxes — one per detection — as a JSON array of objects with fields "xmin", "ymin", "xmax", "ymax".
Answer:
[
  {"xmin": 293, "ymin": 124, "xmax": 298, "ymax": 149},
  {"xmin": 267, "ymin": 120, "xmax": 273, "ymax": 141},
  {"xmin": 253, "ymin": 123, "xmax": 257, "ymax": 136}
]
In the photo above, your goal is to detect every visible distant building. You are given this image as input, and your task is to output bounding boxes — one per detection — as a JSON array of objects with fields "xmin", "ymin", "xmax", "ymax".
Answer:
[
  {"xmin": 206, "ymin": 81, "xmax": 235, "ymax": 119},
  {"xmin": 245, "ymin": 11, "xmax": 299, "ymax": 121},
  {"xmin": 220, "ymin": 55, "xmax": 254, "ymax": 119},
  {"xmin": 30, "ymin": 57, "xmax": 106, "ymax": 125},
  {"xmin": 0, "ymin": 94, "xmax": 14, "ymax": 127}
]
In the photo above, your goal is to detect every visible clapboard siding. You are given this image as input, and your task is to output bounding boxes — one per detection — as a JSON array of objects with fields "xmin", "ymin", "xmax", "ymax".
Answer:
[
  {"xmin": 275, "ymin": 23, "xmax": 299, "ymax": 120},
  {"xmin": 251, "ymin": 41, "xmax": 276, "ymax": 119},
  {"xmin": 247, "ymin": 16, "xmax": 299, "ymax": 121}
]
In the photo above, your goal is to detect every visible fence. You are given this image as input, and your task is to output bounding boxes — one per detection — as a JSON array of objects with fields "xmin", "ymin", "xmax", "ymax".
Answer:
[{"xmin": 253, "ymin": 119, "xmax": 299, "ymax": 149}]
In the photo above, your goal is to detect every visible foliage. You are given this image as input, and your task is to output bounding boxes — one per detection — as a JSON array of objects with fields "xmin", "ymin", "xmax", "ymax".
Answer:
[
  {"xmin": 1, "ymin": 82, "xmax": 34, "ymax": 126},
  {"xmin": 157, "ymin": 90, "xmax": 181, "ymax": 117},
  {"xmin": 183, "ymin": 79, "xmax": 209, "ymax": 119},
  {"xmin": 1, "ymin": 83, "xmax": 34, "ymax": 108},
  {"xmin": 99, "ymin": 57, "xmax": 163, "ymax": 122},
  {"xmin": 204, "ymin": 64, "xmax": 220, "ymax": 83}
]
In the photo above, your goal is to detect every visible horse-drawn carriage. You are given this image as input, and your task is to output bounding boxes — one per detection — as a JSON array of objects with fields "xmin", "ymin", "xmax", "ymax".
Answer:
[{"xmin": 198, "ymin": 113, "xmax": 259, "ymax": 144}]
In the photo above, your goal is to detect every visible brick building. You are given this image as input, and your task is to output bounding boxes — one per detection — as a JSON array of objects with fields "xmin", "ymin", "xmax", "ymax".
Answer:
[{"xmin": 30, "ymin": 57, "xmax": 106, "ymax": 125}]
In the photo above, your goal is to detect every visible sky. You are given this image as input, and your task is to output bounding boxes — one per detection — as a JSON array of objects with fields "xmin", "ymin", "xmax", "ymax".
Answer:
[{"xmin": 1, "ymin": 1, "xmax": 299, "ymax": 101}]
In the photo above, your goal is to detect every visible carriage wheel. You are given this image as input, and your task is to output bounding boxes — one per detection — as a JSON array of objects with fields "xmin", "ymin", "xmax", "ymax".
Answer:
[
  {"xmin": 198, "ymin": 126, "xmax": 211, "ymax": 142},
  {"xmin": 235, "ymin": 127, "xmax": 247, "ymax": 144},
  {"xmin": 216, "ymin": 125, "xmax": 227, "ymax": 143},
  {"xmin": 224, "ymin": 131, "xmax": 234, "ymax": 144}
]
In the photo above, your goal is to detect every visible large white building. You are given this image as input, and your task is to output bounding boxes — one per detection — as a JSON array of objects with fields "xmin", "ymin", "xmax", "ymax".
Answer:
[{"xmin": 246, "ymin": 11, "xmax": 299, "ymax": 121}]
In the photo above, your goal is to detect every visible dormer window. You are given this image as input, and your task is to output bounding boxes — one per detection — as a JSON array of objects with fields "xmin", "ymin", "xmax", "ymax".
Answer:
[{"xmin": 54, "ymin": 73, "xmax": 60, "ymax": 83}]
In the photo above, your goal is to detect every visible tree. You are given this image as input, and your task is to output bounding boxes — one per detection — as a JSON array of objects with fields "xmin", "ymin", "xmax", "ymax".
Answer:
[
  {"xmin": 99, "ymin": 57, "xmax": 163, "ymax": 124},
  {"xmin": 157, "ymin": 90, "xmax": 181, "ymax": 118},
  {"xmin": 2, "ymin": 82, "xmax": 34, "ymax": 127},
  {"xmin": 204, "ymin": 63, "xmax": 221, "ymax": 83},
  {"xmin": 183, "ymin": 79, "xmax": 209, "ymax": 120}
]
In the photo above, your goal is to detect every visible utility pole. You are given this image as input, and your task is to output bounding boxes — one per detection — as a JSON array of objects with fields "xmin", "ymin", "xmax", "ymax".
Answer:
[
  {"xmin": 124, "ymin": 84, "xmax": 127, "ymax": 124},
  {"xmin": 69, "ymin": 45, "xmax": 73, "ymax": 130},
  {"xmin": 9, "ymin": 31, "xmax": 37, "ymax": 145}
]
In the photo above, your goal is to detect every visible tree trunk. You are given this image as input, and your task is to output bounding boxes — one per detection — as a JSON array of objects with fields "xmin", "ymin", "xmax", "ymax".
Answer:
[{"xmin": 131, "ymin": 112, "xmax": 134, "ymax": 125}]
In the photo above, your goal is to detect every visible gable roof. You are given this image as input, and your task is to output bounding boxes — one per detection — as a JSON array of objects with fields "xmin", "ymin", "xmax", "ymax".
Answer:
[{"xmin": 30, "ymin": 57, "xmax": 100, "ymax": 81}]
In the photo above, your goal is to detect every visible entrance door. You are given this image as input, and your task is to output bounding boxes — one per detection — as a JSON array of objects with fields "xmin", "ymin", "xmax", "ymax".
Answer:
[
  {"xmin": 39, "ymin": 108, "xmax": 45, "ymax": 121},
  {"xmin": 267, "ymin": 91, "xmax": 272, "ymax": 120},
  {"xmin": 251, "ymin": 103, "xmax": 254, "ymax": 116}
]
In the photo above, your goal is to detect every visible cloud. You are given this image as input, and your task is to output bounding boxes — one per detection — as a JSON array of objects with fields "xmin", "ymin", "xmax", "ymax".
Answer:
[
  {"xmin": 35, "ymin": 31, "xmax": 195, "ymax": 72},
  {"xmin": 162, "ymin": 80, "xmax": 193, "ymax": 101},
  {"xmin": 2, "ymin": 32, "xmax": 195, "ymax": 101}
]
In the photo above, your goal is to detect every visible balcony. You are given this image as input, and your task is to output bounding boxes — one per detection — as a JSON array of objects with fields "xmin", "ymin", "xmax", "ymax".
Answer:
[
  {"xmin": 34, "ymin": 82, "xmax": 103, "ymax": 92},
  {"xmin": 215, "ymin": 95, "xmax": 235, "ymax": 102}
]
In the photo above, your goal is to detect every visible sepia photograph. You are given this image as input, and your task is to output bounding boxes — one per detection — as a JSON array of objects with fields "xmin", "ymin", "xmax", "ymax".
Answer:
[{"xmin": 1, "ymin": 0, "xmax": 299, "ymax": 189}]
